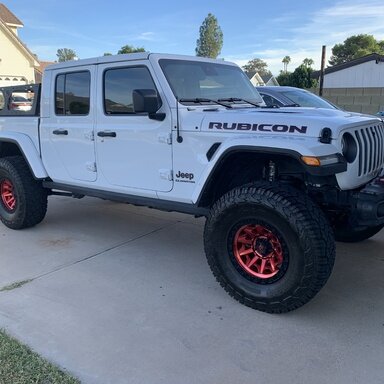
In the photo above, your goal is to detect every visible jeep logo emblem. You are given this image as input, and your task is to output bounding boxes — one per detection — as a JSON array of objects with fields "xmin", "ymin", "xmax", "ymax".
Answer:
[{"xmin": 175, "ymin": 171, "xmax": 194, "ymax": 180}]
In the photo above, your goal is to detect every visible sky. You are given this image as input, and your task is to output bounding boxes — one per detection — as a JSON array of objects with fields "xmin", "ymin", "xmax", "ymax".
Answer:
[{"xmin": 4, "ymin": 0, "xmax": 384, "ymax": 75}]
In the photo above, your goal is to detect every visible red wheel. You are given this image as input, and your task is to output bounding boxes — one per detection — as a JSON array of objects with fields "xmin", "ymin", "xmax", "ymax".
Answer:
[
  {"xmin": 0, "ymin": 156, "xmax": 48, "ymax": 229},
  {"xmin": 1, "ymin": 179, "xmax": 16, "ymax": 212},
  {"xmin": 233, "ymin": 224, "xmax": 284, "ymax": 279},
  {"xmin": 204, "ymin": 183, "xmax": 335, "ymax": 313}
]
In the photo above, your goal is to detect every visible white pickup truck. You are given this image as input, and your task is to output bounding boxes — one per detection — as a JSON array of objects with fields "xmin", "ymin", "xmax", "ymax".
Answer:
[{"xmin": 1, "ymin": 53, "xmax": 384, "ymax": 313}]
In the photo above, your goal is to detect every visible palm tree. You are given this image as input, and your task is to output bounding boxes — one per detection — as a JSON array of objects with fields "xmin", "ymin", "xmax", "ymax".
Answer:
[
  {"xmin": 302, "ymin": 58, "xmax": 314, "ymax": 68},
  {"xmin": 282, "ymin": 56, "xmax": 291, "ymax": 73}
]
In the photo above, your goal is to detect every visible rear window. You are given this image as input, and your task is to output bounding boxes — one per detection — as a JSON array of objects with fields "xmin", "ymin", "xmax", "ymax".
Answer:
[{"xmin": 55, "ymin": 71, "xmax": 90, "ymax": 115}]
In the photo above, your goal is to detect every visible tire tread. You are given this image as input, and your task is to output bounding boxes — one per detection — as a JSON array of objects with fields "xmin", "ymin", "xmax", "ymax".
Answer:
[{"xmin": 204, "ymin": 182, "xmax": 335, "ymax": 313}]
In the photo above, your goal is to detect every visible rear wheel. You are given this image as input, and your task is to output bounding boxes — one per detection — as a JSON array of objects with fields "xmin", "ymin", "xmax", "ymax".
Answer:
[
  {"xmin": 0, "ymin": 156, "xmax": 48, "ymax": 229},
  {"xmin": 204, "ymin": 183, "xmax": 335, "ymax": 313}
]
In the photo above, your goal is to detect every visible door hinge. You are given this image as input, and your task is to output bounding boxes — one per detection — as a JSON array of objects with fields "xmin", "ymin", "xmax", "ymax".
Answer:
[
  {"xmin": 84, "ymin": 131, "xmax": 94, "ymax": 141},
  {"xmin": 158, "ymin": 133, "xmax": 172, "ymax": 145},
  {"xmin": 86, "ymin": 162, "xmax": 97, "ymax": 172},
  {"xmin": 159, "ymin": 169, "xmax": 173, "ymax": 181}
]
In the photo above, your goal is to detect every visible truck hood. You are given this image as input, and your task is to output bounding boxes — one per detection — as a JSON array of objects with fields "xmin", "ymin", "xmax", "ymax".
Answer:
[{"xmin": 199, "ymin": 107, "xmax": 382, "ymax": 139}]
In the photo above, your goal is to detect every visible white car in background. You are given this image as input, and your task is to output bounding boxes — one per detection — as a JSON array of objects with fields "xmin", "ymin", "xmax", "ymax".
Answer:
[{"xmin": 9, "ymin": 95, "xmax": 32, "ymax": 111}]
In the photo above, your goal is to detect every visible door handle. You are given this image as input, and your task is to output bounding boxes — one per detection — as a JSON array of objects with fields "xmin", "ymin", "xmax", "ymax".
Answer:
[
  {"xmin": 52, "ymin": 129, "xmax": 68, "ymax": 135},
  {"xmin": 97, "ymin": 131, "xmax": 117, "ymax": 138}
]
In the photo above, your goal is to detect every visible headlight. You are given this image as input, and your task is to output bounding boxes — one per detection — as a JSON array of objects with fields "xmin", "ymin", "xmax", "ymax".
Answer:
[
  {"xmin": 341, "ymin": 132, "xmax": 357, "ymax": 163},
  {"xmin": 301, "ymin": 154, "xmax": 341, "ymax": 166}
]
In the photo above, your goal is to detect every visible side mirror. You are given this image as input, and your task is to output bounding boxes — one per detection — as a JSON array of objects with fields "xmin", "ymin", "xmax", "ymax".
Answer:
[{"xmin": 132, "ymin": 89, "xmax": 165, "ymax": 121}]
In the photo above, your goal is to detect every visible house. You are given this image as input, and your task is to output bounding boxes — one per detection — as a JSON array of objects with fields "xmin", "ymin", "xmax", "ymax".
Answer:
[
  {"xmin": 248, "ymin": 72, "xmax": 279, "ymax": 87},
  {"xmin": 312, "ymin": 53, "xmax": 384, "ymax": 114},
  {"xmin": 0, "ymin": 3, "xmax": 40, "ymax": 86},
  {"xmin": 322, "ymin": 53, "xmax": 384, "ymax": 88}
]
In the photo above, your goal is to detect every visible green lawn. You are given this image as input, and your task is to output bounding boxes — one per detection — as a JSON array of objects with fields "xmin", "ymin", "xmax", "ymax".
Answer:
[{"xmin": 0, "ymin": 329, "xmax": 80, "ymax": 384}]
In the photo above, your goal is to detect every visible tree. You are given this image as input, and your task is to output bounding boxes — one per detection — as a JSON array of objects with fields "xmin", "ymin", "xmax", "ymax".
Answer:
[
  {"xmin": 276, "ymin": 71, "xmax": 292, "ymax": 86},
  {"xmin": 302, "ymin": 58, "xmax": 314, "ymax": 68},
  {"xmin": 56, "ymin": 48, "xmax": 77, "ymax": 62},
  {"xmin": 282, "ymin": 56, "xmax": 291, "ymax": 73},
  {"xmin": 329, "ymin": 34, "xmax": 384, "ymax": 66},
  {"xmin": 289, "ymin": 65, "xmax": 317, "ymax": 89},
  {"xmin": 118, "ymin": 45, "xmax": 145, "ymax": 54},
  {"xmin": 103, "ymin": 52, "xmax": 113, "ymax": 56},
  {"xmin": 242, "ymin": 58, "xmax": 272, "ymax": 77},
  {"xmin": 277, "ymin": 57, "xmax": 317, "ymax": 88},
  {"xmin": 195, "ymin": 13, "xmax": 223, "ymax": 59}
]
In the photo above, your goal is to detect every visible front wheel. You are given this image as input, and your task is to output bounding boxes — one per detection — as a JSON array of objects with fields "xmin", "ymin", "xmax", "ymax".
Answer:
[
  {"xmin": 204, "ymin": 183, "xmax": 335, "ymax": 313},
  {"xmin": 0, "ymin": 156, "xmax": 48, "ymax": 229}
]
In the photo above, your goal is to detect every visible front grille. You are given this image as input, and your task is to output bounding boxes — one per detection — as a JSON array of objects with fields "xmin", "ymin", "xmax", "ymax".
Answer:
[{"xmin": 354, "ymin": 124, "xmax": 384, "ymax": 177}]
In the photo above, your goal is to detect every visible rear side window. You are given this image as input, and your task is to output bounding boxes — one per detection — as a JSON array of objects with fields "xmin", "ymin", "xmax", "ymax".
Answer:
[
  {"xmin": 55, "ymin": 71, "xmax": 90, "ymax": 115},
  {"xmin": 104, "ymin": 66, "xmax": 159, "ymax": 114}
]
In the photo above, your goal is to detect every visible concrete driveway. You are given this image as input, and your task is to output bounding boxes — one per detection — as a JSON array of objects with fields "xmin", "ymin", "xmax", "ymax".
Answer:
[{"xmin": 0, "ymin": 196, "xmax": 383, "ymax": 384}]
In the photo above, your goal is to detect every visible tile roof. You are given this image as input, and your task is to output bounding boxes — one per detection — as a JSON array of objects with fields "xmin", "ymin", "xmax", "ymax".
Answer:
[
  {"xmin": 0, "ymin": 3, "xmax": 23, "ymax": 26},
  {"xmin": 38, "ymin": 61, "xmax": 55, "ymax": 72}
]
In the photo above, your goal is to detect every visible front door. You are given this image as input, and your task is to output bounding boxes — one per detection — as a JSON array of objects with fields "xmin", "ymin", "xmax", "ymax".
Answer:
[{"xmin": 95, "ymin": 62, "xmax": 173, "ymax": 192}]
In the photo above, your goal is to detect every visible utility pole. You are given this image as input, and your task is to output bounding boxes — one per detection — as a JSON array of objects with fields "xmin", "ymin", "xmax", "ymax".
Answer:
[{"xmin": 319, "ymin": 45, "xmax": 326, "ymax": 96}]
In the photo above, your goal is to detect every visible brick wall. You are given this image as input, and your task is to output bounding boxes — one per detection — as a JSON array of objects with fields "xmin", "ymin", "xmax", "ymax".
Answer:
[{"xmin": 309, "ymin": 88, "xmax": 384, "ymax": 115}]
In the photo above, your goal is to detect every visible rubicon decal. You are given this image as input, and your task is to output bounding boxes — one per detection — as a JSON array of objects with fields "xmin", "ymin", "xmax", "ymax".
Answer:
[
  {"xmin": 175, "ymin": 171, "xmax": 195, "ymax": 183},
  {"xmin": 208, "ymin": 122, "xmax": 308, "ymax": 134}
]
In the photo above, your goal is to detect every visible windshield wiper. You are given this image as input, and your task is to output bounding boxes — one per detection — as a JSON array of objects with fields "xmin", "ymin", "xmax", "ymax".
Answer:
[
  {"xmin": 218, "ymin": 97, "xmax": 262, "ymax": 107},
  {"xmin": 179, "ymin": 98, "xmax": 233, "ymax": 108}
]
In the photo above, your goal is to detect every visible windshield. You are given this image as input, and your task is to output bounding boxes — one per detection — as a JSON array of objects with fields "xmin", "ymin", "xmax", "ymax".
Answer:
[
  {"xmin": 159, "ymin": 59, "xmax": 263, "ymax": 105},
  {"xmin": 281, "ymin": 90, "xmax": 337, "ymax": 109}
]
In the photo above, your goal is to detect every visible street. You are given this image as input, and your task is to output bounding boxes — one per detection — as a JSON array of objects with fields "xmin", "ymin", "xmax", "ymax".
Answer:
[{"xmin": 0, "ymin": 196, "xmax": 383, "ymax": 384}]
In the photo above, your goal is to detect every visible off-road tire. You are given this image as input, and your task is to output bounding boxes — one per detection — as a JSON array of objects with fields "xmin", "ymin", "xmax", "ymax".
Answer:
[
  {"xmin": 334, "ymin": 224, "xmax": 384, "ymax": 243},
  {"xmin": 0, "ymin": 156, "xmax": 48, "ymax": 229},
  {"xmin": 204, "ymin": 183, "xmax": 335, "ymax": 313}
]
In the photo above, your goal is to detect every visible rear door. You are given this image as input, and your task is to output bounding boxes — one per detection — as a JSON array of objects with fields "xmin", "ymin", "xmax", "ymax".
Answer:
[{"xmin": 40, "ymin": 66, "xmax": 97, "ymax": 182}]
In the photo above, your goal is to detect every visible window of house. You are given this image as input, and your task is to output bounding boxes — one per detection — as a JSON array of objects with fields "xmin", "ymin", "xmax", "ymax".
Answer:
[
  {"xmin": 104, "ymin": 66, "xmax": 159, "ymax": 114},
  {"xmin": 55, "ymin": 71, "xmax": 90, "ymax": 115}
]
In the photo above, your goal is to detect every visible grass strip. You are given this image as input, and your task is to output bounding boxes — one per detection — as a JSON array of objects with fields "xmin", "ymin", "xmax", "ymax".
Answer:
[{"xmin": 0, "ymin": 329, "xmax": 80, "ymax": 384}]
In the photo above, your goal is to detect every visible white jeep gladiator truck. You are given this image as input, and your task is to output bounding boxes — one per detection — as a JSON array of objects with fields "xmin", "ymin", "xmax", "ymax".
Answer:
[{"xmin": 1, "ymin": 53, "xmax": 384, "ymax": 313}]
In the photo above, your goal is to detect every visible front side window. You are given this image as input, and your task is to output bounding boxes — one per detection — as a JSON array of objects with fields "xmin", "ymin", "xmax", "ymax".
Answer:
[
  {"xmin": 104, "ymin": 66, "xmax": 159, "ymax": 114},
  {"xmin": 55, "ymin": 71, "xmax": 90, "ymax": 115},
  {"xmin": 159, "ymin": 59, "xmax": 263, "ymax": 105}
]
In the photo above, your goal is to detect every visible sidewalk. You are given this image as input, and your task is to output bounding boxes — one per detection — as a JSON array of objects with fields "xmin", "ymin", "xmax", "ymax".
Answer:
[{"xmin": 0, "ymin": 196, "xmax": 383, "ymax": 384}]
